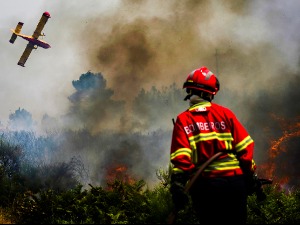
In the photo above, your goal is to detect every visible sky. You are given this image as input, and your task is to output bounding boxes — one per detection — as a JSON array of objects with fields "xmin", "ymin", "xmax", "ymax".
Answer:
[
  {"xmin": 0, "ymin": 0, "xmax": 300, "ymax": 187},
  {"xmin": 0, "ymin": 1, "xmax": 120, "ymax": 124},
  {"xmin": 0, "ymin": 0, "xmax": 299, "ymax": 127}
]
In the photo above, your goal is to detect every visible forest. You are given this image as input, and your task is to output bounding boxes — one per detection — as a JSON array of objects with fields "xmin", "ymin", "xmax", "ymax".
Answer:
[{"xmin": 0, "ymin": 71, "xmax": 299, "ymax": 224}]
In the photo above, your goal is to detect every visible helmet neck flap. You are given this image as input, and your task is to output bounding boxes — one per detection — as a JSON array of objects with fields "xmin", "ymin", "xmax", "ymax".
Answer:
[{"xmin": 184, "ymin": 89, "xmax": 213, "ymax": 102}]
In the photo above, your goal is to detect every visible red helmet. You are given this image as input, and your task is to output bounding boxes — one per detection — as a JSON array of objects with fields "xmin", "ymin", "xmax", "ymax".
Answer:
[{"xmin": 183, "ymin": 66, "xmax": 220, "ymax": 95}]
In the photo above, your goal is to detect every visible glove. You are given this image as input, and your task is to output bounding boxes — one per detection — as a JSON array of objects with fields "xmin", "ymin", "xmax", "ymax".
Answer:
[
  {"xmin": 246, "ymin": 173, "xmax": 259, "ymax": 196},
  {"xmin": 245, "ymin": 173, "xmax": 266, "ymax": 201},
  {"xmin": 170, "ymin": 173, "xmax": 189, "ymax": 211}
]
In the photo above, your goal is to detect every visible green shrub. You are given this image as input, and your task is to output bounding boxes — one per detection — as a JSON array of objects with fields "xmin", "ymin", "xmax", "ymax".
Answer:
[{"xmin": 247, "ymin": 183, "xmax": 300, "ymax": 224}]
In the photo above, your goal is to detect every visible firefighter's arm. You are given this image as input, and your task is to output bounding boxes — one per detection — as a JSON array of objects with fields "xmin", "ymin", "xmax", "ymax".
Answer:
[
  {"xmin": 169, "ymin": 117, "xmax": 193, "ymax": 210},
  {"xmin": 170, "ymin": 173, "xmax": 189, "ymax": 210},
  {"xmin": 236, "ymin": 143, "xmax": 256, "ymax": 176},
  {"xmin": 229, "ymin": 112, "xmax": 256, "ymax": 175},
  {"xmin": 170, "ymin": 117, "xmax": 195, "ymax": 173},
  {"xmin": 229, "ymin": 114, "xmax": 267, "ymax": 199},
  {"xmin": 230, "ymin": 124, "xmax": 272, "ymax": 200}
]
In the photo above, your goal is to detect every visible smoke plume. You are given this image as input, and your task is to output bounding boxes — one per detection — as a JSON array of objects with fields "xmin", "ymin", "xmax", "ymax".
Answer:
[{"xmin": 58, "ymin": 0, "xmax": 300, "ymax": 187}]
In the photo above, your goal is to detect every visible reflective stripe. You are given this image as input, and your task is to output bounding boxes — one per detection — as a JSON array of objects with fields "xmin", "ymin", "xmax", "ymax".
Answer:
[
  {"xmin": 251, "ymin": 159, "xmax": 256, "ymax": 171},
  {"xmin": 236, "ymin": 135, "xmax": 253, "ymax": 152},
  {"xmin": 188, "ymin": 132, "xmax": 234, "ymax": 164},
  {"xmin": 205, "ymin": 71, "xmax": 214, "ymax": 80},
  {"xmin": 189, "ymin": 132, "xmax": 233, "ymax": 153},
  {"xmin": 201, "ymin": 155, "xmax": 240, "ymax": 172},
  {"xmin": 189, "ymin": 132, "xmax": 234, "ymax": 143},
  {"xmin": 170, "ymin": 148, "xmax": 192, "ymax": 160},
  {"xmin": 172, "ymin": 167, "xmax": 184, "ymax": 173},
  {"xmin": 189, "ymin": 102, "xmax": 211, "ymax": 111},
  {"xmin": 225, "ymin": 140, "xmax": 233, "ymax": 150}
]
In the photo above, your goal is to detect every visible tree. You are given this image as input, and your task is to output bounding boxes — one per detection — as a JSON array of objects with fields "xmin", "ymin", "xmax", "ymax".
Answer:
[{"xmin": 8, "ymin": 108, "xmax": 35, "ymax": 131}]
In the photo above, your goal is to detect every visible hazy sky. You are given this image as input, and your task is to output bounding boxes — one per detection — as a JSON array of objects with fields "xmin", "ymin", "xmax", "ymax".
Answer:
[
  {"xmin": 1, "ymin": 0, "xmax": 299, "ymax": 129},
  {"xmin": 0, "ymin": 1, "xmax": 120, "ymax": 125}
]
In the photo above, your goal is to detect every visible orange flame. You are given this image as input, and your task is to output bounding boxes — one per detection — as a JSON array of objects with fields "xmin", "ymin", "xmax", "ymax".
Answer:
[
  {"xmin": 105, "ymin": 164, "xmax": 136, "ymax": 187},
  {"xmin": 263, "ymin": 114, "xmax": 300, "ymax": 189}
]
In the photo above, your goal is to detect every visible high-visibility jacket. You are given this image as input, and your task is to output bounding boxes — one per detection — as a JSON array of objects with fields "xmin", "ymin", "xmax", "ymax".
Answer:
[{"xmin": 170, "ymin": 101, "xmax": 256, "ymax": 177}]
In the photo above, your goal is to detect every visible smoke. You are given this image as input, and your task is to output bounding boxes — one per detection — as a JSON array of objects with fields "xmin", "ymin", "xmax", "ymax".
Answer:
[
  {"xmin": 74, "ymin": 4, "xmax": 298, "ymax": 135},
  {"xmin": 51, "ymin": 0, "xmax": 300, "ymax": 187},
  {"xmin": 2, "ymin": 0, "xmax": 300, "ymax": 188},
  {"xmin": 74, "ymin": 0, "xmax": 300, "ymax": 108}
]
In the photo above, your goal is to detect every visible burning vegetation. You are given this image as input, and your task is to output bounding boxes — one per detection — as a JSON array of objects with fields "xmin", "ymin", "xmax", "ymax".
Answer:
[
  {"xmin": 105, "ymin": 164, "xmax": 136, "ymax": 189},
  {"xmin": 264, "ymin": 115, "xmax": 300, "ymax": 189}
]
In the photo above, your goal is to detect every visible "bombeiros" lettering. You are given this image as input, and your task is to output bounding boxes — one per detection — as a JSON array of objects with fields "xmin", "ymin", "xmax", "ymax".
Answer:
[{"xmin": 184, "ymin": 121, "xmax": 226, "ymax": 134}]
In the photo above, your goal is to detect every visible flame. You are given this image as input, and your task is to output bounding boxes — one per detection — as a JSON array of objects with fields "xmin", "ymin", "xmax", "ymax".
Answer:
[
  {"xmin": 105, "ymin": 164, "xmax": 136, "ymax": 187},
  {"xmin": 263, "ymin": 114, "xmax": 300, "ymax": 190},
  {"xmin": 269, "ymin": 130, "xmax": 300, "ymax": 158}
]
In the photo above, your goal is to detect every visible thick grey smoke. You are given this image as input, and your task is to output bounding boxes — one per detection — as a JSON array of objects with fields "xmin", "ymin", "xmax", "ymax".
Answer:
[
  {"xmin": 67, "ymin": 0, "xmax": 299, "ymax": 185},
  {"xmin": 74, "ymin": 3, "xmax": 299, "ymax": 141},
  {"xmin": 74, "ymin": 0, "xmax": 300, "ymax": 120}
]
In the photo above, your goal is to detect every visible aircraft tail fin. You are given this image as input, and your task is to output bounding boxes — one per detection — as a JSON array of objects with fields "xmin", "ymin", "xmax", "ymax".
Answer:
[{"xmin": 9, "ymin": 22, "xmax": 24, "ymax": 44}]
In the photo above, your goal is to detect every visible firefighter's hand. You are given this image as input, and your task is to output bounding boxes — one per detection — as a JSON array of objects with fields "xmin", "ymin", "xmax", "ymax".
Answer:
[
  {"xmin": 170, "ymin": 182, "xmax": 189, "ymax": 210},
  {"xmin": 246, "ymin": 173, "xmax": 259, "ymax": 195},
  {"xmin": 246, "ymin": 173, "xmax": 266, "ymax": 201},
  {"xmin": 170, "ymin": 173, "xmax": 189, "ymax": 211}
]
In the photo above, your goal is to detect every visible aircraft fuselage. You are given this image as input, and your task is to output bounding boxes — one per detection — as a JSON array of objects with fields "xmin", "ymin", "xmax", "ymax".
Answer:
[{"xmin": 19, "ymin": 34, "xmax": 51, "ymax": 49}]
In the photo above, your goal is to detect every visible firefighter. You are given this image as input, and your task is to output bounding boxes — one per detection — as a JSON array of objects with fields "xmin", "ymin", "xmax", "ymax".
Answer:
[{"xmin": 169, "ymin": 66, "xmax": 257, "ymax": 224}]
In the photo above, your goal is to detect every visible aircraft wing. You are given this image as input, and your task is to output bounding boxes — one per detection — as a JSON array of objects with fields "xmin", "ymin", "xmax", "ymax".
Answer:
[
  {"xmin": 32, "ymin": 12, "xmax": 51, "ymax": 39},
  {"xmin": 17, "ymin": 43, "xmax": 35, "ymax": 67}
]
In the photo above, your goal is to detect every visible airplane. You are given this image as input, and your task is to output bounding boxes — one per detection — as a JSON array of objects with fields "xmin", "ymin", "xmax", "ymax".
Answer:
[{"xmin": 9, "ymin": 11, "xmax": 51, "ymax": 67}]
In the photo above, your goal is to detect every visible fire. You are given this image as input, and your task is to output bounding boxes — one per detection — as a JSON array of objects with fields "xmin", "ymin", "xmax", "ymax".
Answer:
[
  {"xmin": 263, "ymin": 114, "xmax": 300, "ymax": 190},
  {"xmin": 105, "ymin": 164, "xmax": 136, "ymax": 187},
  {"xmin": 269, "ymin": 130, "xmax": 300, "ymax": 158}
]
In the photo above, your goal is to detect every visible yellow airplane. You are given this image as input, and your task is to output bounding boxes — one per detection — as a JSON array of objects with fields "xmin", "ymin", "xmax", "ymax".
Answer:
[{"xmin": 9, "ymin": 11, "xmax": 51, "ymax": 67}]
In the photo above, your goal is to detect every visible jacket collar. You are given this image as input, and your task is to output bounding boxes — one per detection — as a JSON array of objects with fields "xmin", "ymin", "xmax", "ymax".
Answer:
[{"xmin": 189, "ymin": 101, "xmax": 211, "ymax": 112}]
